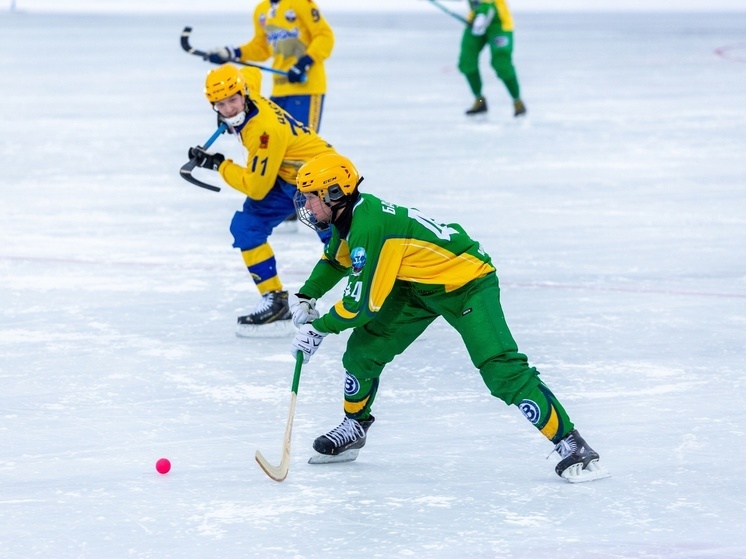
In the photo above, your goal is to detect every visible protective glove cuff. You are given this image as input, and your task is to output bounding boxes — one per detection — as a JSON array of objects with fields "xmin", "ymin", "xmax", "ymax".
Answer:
[{"xmin": 289, "ymin": 293, "xmax": 319, "ymax": 328}]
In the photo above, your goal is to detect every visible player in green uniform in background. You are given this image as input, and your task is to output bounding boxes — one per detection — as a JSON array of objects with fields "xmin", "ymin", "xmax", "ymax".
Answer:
[
  {"xmin": 287, "ymin": 153, "xmax": 608, "ymax": 483},
  {"xmin": 459, "ymin": 0, "xmax": 526, "ymax": 117}
]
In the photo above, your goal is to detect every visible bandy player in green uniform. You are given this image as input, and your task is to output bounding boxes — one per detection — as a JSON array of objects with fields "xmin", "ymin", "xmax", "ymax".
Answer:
[
  {"xmin": 287, "ymin": 153, "xmax": 609, "ymax": 483},
  {"xmin": 459, "ymin": 0, "xmax": 526, "ymax": 117}
]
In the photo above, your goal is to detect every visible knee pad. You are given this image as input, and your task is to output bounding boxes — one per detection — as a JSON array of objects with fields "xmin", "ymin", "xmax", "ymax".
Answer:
[{"xmin": 230, "ymin": 211, "xmax": 270, "ymax": 249}]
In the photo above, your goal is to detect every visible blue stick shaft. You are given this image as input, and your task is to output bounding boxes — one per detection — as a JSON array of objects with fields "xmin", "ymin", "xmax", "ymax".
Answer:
[{"xmin": 203, "ymin": 123, "xmax": 227, "ymax": 149}]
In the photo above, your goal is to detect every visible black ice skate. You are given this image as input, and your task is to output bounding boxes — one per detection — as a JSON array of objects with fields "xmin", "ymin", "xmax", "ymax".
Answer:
[
  {"xmin": 236, "ymin": 290, "xmax": 294, "ymax": 338},
  {"xmin": 553, "ymin": 429, "xmax": 610, "ymax": 483},
  {"xmin": 308, "ymin": 416, "xmax": 375, "ymax": 464},
  {"xmin": 465, "ymin": 96, "xmax": 487, "ymax": 115},
  {"xmin": 513, "ymin": 98, "xmax": 527, "ymax": 117}
]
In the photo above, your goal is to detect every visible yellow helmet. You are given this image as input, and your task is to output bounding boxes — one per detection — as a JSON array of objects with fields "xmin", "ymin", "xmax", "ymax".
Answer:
[
  {"xmin": 204, "ymin": 64, "xmax": 247, "ymax": 104},
  {"xmin": 296, "ymin": 153, "xmax": 361, "ymax": 204}
]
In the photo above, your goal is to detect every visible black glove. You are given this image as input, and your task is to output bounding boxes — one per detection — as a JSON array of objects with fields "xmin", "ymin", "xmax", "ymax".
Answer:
[
  {"xmin": 188, "ymin": 147, "xmax": 225, "ymax": 171},
  {"xmin": 287, "ymin": 55, "xmax": 313, "ymax": 84}
]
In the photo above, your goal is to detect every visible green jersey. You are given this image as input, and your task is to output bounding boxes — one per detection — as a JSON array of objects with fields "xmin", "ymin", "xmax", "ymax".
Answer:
[
  {"xmin": 300, "ymin": 193, "xmax": 495, "ymax": 334},
  {"xmin": 467, "ymin": 0, "xmax": 514, "ymax": 32}
]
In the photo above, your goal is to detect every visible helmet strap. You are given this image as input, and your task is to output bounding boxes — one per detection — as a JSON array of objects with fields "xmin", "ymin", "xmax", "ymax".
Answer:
[{"xmin": 329, "ymin": 190, "xmax": 360, "ymax": 239}]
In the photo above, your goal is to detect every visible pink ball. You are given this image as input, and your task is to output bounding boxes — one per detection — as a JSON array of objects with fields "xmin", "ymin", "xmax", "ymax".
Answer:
[{"xmin": 155, "ymin": 458, "xmax": 171, "ymax": 474}]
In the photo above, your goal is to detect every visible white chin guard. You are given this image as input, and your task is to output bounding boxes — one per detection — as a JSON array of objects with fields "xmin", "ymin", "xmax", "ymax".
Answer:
[{"xmin": 223, "ymin": 111, "xmax": 246, "ymax": 128}]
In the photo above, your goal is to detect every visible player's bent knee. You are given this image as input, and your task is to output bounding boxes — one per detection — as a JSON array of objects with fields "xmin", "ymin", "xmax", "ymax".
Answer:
[{"xmin": 230, "ymin": 211, "xmax": 269, "ymax": 248}]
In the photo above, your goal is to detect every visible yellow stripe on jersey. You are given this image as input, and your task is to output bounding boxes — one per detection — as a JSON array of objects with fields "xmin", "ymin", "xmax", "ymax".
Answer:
[
  {"xmin": 368, "ymin": 240, "xmax": 404, "ymax": 312},
  {"xmin": 332, "ymin": 300, "xmax": 358, "ymax": 320},
  {"xmin": 470, "ymin": 1, "xmax": 514, "ymax": 31},
  {"xmin": 399, "ymin": 239, "xmax": 494, "ymax": 290},
  {"xmin": 495, "ymin": 0, "xmax": 514, "ymax": 31},
  {"xmin": 367, "ymin": 238, "xmax": 495, "ymax": 312},
  {"xmin": 333, "ymin": 240, "xmax": 351, "ymax": 268}
]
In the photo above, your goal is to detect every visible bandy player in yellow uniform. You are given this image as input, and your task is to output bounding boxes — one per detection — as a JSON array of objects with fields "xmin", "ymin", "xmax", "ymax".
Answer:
[
  {"xmin": 207, "ymin": 0, "xmax": 334, "ymax": 133},
  {"xmin": 187, "ymin": 64, "xmax": 339, "ymax": 337},
  {"xmin": 207, "ymin": 0, "xmax": 334, "ymax": 230}
]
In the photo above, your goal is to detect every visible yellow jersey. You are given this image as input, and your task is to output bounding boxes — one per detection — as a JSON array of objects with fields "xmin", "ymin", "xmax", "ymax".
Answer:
[{"xmin": 238, "ymin": 0, "xmax": 334, "ymax": 97}]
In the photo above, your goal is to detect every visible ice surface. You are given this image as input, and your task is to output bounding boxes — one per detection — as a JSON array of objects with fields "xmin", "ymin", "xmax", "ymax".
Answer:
[{"xmin": 1, "ymin": 10, "xmax": 745, "ymax": 559}]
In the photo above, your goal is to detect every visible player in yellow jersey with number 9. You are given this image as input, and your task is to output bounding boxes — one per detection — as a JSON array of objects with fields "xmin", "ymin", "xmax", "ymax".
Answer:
[{"xmin": 206, "ymin": 0, "xmax": 333, "ymax": 133}]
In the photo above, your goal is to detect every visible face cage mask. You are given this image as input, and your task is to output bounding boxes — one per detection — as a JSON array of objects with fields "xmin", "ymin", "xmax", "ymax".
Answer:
[{"xmin": 293, "ymin": 190, "xmax": 331, "ymax": 232}]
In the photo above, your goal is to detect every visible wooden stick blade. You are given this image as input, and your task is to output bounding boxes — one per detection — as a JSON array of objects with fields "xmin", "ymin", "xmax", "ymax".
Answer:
[
  {"xmin": 255, "ymin": 392, "xmax": 297, "ymax": 482},
  {"xmin": 255, "ymin": 449, "xmax": 289, "ymax": 482}
]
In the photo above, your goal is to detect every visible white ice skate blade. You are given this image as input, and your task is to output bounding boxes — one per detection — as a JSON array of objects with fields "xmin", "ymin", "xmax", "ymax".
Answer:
[
  {"xmin": 308, "ymin": 449, "xmax": 360, "ymax": 464},
  {"xmin": 274, "ymin": 220, "xmax": 298, "ymax": 234},
  {"xmin": 235, "ymin": 319, "xmax": 295, "ymax": 338},
  {"xmin": 561, "ymin": 459, "xmax": 611, "ymax": 483}
]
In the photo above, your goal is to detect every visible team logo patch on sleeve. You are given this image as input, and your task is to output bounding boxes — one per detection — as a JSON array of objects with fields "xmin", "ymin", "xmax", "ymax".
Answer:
[
  {"xmin": 350, "ymin": 247, "xmax": 367, "ymax": 276},
  {"xmin": 344, "ymin": 372, "xmax": 361, "ymax": 396},
  {"xmin": 519, "ymin": 399, "xmax": 541, "ymax": 424}
]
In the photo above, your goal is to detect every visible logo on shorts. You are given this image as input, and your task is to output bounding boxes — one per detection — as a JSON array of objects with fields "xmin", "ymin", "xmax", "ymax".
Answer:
[
  {"xmin": 493, "ymin": 36, "xmax": 510, "ymax": 48},
  {"xmin": 345, "ymin": 372, "xmax": 360, "ymax": 396},
  {"xmin": 351, "ymin": 247, "xmax": 366, "ymax": 276},
  {"xmin": 519, "ymin": 399, "xmax": 541, "ymax": 424}
]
